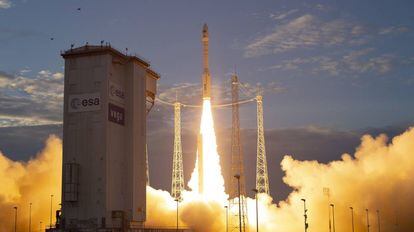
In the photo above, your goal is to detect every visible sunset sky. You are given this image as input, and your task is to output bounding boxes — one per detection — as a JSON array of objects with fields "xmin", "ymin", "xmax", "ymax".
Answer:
[{"xmin": 1, "ymin": 0, "xmax": 414, "ymax": 201}]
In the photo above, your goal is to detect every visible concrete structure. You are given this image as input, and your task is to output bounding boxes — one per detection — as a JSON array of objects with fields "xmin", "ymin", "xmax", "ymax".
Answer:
[{"xmin": 60, "ymin": 44, "xmax": 159, "ymax": 230}]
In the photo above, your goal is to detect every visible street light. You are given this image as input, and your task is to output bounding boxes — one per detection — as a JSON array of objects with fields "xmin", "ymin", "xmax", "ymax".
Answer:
[
  {"xmin": 29, "ymin": 202, "xmax": 32, "ymax": 232},
  {"xmin": 234, "ymin": 174, "xmax": 242, "ymax": 232},
  {"xmin": 350, "ymin": 207, "xmax": 355, "ymax": 232},
  {"xmin": 224, "ymin": 205, "xmax": 228, "ymax": 232},
  {"xmin": 174, "ymin": 198, "xmax": 179, "ymax": 231},
  {"xmin": 13, "ymin": 206, "xmax": 18, "ymax": 232},
  {"xmin": 252, "ymin": 188, "xmax": 259, "ymax": 232},
  {"xmin": 376, "ymin": 210, "xmax": 381, "ymax": 232},
  {"xmin": 301, "ymin": 199, "xmax": 308, "ymax": 232},
  {"xmin": 39, "ymin": 221, "xmax": 42, "ymax": 232},
  {"xmin": 330, "ymin": 204, "xmax": 336, "ymax": 232},
  {"xmin": 366, "ymin": 209, "xmax": 370, "ymax": 232},
  {"xmin": 323, "ymin": 187, "xmax": 332, "ymax": 232},
  {"xmin": 50, "ymin": 194, "xmax": 54, "ymax": 229}
]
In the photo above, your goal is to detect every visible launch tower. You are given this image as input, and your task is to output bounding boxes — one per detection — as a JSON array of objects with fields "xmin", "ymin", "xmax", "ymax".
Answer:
[{"xmin": 229, "ymin": 74, "xmax": 248, "ymax": 232}]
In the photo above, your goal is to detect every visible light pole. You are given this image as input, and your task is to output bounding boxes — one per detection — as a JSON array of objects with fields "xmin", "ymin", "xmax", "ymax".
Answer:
[
  {"xmin": 234, "ymin": 174, "xmax": 242, "ymax": 232},
  {"xmin": 39, "ymin": 221, "xmax": 42, "ymax": 232},
  {"xmin": 50, "ymin": 194, "xmax": 54, "ymax": 229},
  {"xmin": 301, "ymin": 199, "xmax": 308, "ymax": 232},
  {"xmin": 323, "ymin": 187, "xmax": 332, "ymax": 232},
  {"xmin": 29, "ymin": 202, "xmax": 32, "ymax": 232},
  {"xmin": 376, "ymin": 210, "xmax": 380, "ymax": 232},
  {"xmin": 13, "ymin": 206, "xmax": 18, "ymax": 232},
  {"xmin": 366, "ymin": 209, "xmax": 370, "ymax": 232},
  {"xmin": 224, "ymin": 205, "xmax": 228, "ymax": 232},
  {"xmin": 350, "ymin": 207, "xmax": 354, "ymax": 232},
  {"xmin": 330, "ymin": 204, "xmax": 336, "ymax": 232},
  {"xmin": 252, "ymin": 189, "xmax": 259, "ymax": 232},
  {"xmin": 174, "ymin": 198, "xmax": 179, "ymax": 231}
]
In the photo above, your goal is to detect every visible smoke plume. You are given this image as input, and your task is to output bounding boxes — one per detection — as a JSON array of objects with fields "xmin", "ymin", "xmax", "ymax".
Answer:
[
  {"xmin": 1, "ymin": 128, "xmax": 414, "ymax": 231},
  {"xmin": 0, "ymin": 135, "xmax": 61, "ymax": 232}
]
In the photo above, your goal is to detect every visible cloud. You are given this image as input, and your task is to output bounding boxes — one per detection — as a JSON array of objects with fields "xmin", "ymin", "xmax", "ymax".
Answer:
[
  {"xmin": 245, "ymin": 13, "xmax": 410, "ymax": 58},
  {"xmin": 379, "ymin": 26, "xmax": 409, "ymax": 35},
  {"xmin": 244, "ymin": 14, "xmax": 368, "ymax": 57},
  {"xmin": 0, "ymin": 135, "xmax": 62, "ymax": 231},
  {"xmin": 0, "ymin": 125, "xmax": 62, "ymax": 161},
  {"xmin": 0, "ymin": 69, "xmax": 64, "ymax": 127},
  {"xmin": 270, "ymin": 48, "xmax": 397, "ymax": 76},
  {"xmin": 269, "ymin": 9, "xmax": 299, "ymax": 21},
  {"xmin": 0, "ymin": 0, "xmax": 11, "ymax": 9},
  {"xmin": 1, "ymin": 125, "xmax": 414, "ymax": 231}
]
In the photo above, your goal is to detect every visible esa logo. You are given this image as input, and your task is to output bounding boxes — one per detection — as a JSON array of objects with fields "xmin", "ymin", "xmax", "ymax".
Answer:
[
  {"xmin": 69, "ymin": 93, "xmax": 101, "ymax": 112},
  {"xmin": 110, "ymin": 85, "xmax": 125, "ymax": 99},
  {"xmin": 71, "ymin": 98, "xmax": 100, "ymax": 109},
  {"xmin": 109, "ymin": 82, "xmax": 125, "ymax": 104}
]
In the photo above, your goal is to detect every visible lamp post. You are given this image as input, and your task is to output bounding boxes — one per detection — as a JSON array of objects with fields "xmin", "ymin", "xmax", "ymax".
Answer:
[
  {"xmin": 13, "ymin": 206, "xmax": 18, "ymax": 232},
  {"xmin": 376, "ymin": 210, "xmax": 380, "ymax": 232},
  {"xmin": 330, "ymin": 204, "xmax": 336, "ymax": 232},
  {"xmin": 350, "ymin": 207, "xmax": 354, "ymax": 232},
  {"xmin": 50, "ymin": 194, "xmax": 54, "ymax": 229},
  {"xmin": 224, "ymin": 205, "xmax": 228, "ymax": 232},
  {"xmin": 174, "ymin": 198, "xmax": 179, "ymax": 231},
  {"xmin": 252, "ymin": 189, "xmax": 259, "ymax": 232},
  {"xmin": 301, "ymin": 199, "xmax": 308, "ymax": 232},
  {"xmin": 323, "ymin": 187, "xmax": 332, "ymax": 232},
  {"xmin": 366, "ymin": 209, "xmax": 370, "ymax": 232},
  {"xmin": 234, "ymin": 174, "xmax": 242, "ymax": 232},
  {"xmin": 39, "ymin": 221, "xmax": 42, "ymax": 232},
  {"xmin": 29, "ymin": 202, "xmax": 32, "ymax": 232}
]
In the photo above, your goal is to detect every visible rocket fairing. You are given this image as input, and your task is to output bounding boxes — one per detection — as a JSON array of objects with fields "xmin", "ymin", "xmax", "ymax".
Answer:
[{"xmin": 202, "ymin": 24, "xmax": 211, "ymax": 99}]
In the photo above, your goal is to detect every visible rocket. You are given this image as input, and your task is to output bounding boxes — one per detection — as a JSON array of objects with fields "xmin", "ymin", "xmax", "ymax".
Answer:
[{"xmin": 202, "ymin": 24, "xmax": 211, "ymax": 99}]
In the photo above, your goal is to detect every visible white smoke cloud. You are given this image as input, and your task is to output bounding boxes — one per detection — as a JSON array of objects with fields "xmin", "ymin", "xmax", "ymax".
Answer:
[{"xmin": 1, "ymin": 127, "xmax": 414, "ymax": 231}]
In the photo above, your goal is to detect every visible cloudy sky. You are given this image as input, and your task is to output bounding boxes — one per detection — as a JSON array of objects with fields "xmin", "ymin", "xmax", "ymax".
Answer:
[{"xmin": 1, "ymin": 0, "xmax": 413, "ymax": 200}]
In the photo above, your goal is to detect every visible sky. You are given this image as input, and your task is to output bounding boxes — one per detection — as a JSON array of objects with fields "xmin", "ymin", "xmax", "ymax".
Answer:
[{"xmin": 1, "ymin": 0, "xmax": 414, "ymax": 200}]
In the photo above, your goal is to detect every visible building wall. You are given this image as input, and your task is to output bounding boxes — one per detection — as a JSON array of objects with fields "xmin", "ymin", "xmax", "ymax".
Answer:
[{"xmin": 62, "ymin": 49, "xmax": 147, "ymax": 229}]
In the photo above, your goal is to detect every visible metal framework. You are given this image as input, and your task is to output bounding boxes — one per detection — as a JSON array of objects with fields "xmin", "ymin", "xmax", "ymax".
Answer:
[
  {"xmin": 171, "ymin": 102, "xmax": 184, "ymax": 200},
  {"xmin": 256, "ymin": 95, "xmax": 270, "ymax": 194},
  {"xmin": 229, "ymin": 74, "xmax": 248, "ymax": 232}
]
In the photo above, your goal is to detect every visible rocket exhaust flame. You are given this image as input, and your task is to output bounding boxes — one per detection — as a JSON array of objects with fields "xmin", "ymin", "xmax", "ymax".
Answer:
[{"xmin": 188, "ymin": 99, "xmax": 226, "ymax": 201}]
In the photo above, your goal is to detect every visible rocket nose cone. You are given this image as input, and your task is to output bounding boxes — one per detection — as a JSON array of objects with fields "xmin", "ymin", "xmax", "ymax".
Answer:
[
  {"xmin": 203, "ymin": 23, "xmax": 208, "ymax": 31},
  {"xmin": 203, "ymin": 23, "xmax": 208, "ymax": 35}
]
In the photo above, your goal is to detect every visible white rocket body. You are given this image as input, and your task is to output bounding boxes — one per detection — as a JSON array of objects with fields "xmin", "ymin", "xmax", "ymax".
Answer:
[{"xmin": 202, "ymin": 24, "xmax": 211, "ymax": 99}]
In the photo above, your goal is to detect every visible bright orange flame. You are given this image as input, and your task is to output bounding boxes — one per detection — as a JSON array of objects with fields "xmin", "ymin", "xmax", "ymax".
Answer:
[{"xmin": 188, "ymin": 99, "xmax": 227, "ymax": 201}]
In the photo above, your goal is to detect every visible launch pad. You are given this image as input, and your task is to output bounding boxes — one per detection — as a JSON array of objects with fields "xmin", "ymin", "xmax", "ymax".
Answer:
[{"xmin": 49, "ymin": 24, "xmax": 270, "ymax": 232}]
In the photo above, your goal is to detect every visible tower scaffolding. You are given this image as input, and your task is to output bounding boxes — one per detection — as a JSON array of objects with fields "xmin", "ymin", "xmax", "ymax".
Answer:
[
  {"xmin": 229, "ymin": 74, "xmax": 248, "ymax": 232},
  {"xmin": 171, "ymin": 102, "xmax": 184, "ymax": 200},
  {"xmin": 256, "ymin": 95, "xmax": 270, "ymax": 195}
]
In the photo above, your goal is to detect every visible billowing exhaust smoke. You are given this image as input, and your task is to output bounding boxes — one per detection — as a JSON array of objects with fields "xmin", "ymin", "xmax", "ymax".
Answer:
[{"xmin": 1, "ymin": 127, "xmax": 414, "ymax": 231}]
